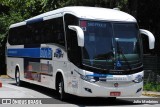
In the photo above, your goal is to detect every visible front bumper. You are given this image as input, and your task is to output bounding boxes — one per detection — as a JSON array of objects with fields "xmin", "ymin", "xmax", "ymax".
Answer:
[{"xmin": 79, "ymin": 80, "xmax": 143, "ymax": 97}]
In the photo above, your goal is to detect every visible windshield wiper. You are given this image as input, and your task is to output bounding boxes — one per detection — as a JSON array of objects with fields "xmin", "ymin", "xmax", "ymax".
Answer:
[
  {"xmin": 115, "ymin": 38, "xmax": 132, "ymax": 70},
  {"xmin": 82, "ymin": 63, "xmax": 110, "ymax": 72}
]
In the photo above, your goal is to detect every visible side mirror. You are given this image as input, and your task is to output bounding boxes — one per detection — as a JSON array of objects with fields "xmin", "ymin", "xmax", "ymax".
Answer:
[
  {"xmin": 140, "ymin": 29, "xmax": 155, "ymax": 49},
  {"xmin": 68, "ymin": 25, "xmax": 84, "ymax": 47}
]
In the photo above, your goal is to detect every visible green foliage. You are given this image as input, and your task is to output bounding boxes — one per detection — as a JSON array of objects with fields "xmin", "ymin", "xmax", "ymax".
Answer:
[
  {"xmin": 0, "ymin": 11, "xmax": 23, "ymax": 44},
  {"xmin": 0, "ymin": 0, "xmax": 130, "ymax": 45},
  {"xmin": 116, "ymin": 0, "xmax": 129, "ymax": 11},
  {"xmin": 0, "ymin": 0, "xmax": 44, "ymax": 19},
  {"xmin": 40, "ymin": 0, "xmax": 129, "ymax": 11},
  {"xmin": 144, "ymin": 82, "xmax": 160, "ymax": 92},
  {"xmin": 0, "ymin": 0, "xmax": 43, "ymax": 44}
]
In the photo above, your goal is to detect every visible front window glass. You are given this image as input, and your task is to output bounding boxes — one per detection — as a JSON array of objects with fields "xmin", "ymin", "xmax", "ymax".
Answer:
[
  {"xmin": 113, "ymin": 23, "xmax": 141, "ymax": 70},
  {"xmin": 80, "ymin": 20, "xmax": 142, "ymax": 71}
]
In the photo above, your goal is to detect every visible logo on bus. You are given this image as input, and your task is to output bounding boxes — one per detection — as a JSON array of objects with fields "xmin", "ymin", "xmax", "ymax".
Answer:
[
  {"xmin": 116, "ymin": 60, "xmax": 122, "ymax": 68},
  {"xmin": 40, "ymin": 48, "xmax": 52, "ymax": 59},
  {"xmin": 114, "ymin": 83, "xmax": 119, "ymax": 87},
  {"xmin": 54, "ymin": 48, "xmax": 63, "ymax": 58}
]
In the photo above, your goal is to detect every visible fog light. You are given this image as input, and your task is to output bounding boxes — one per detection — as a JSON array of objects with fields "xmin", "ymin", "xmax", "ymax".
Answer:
[
  {"xmin": 84, "ymin": 88, "xmax": 92, "ymax": 93},
  {"xmin": 136, "ymin": 88, "xmax": 142, "ymax": 93}
]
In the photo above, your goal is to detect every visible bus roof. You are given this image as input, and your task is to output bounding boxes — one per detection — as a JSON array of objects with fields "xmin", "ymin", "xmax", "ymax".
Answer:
[{"xmin": 10, "ymin": 6, "xmax": 136, "ymax": 28}]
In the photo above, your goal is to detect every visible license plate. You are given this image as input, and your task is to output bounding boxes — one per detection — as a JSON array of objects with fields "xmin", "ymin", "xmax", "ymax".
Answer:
[{"xmin": 110, "ymin": 92, "xmax": 121, "ymax": 96}]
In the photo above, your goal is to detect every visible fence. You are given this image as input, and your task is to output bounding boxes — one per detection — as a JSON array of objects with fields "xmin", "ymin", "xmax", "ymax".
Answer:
[{"xmin": 143, "ymin": 55, "xmax": 160, "ymax": 83}]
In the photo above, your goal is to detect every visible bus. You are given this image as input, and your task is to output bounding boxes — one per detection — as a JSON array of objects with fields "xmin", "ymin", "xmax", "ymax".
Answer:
[{"xmin": 6, "ymin": 6, "xmax": 155, "ymax": 100}]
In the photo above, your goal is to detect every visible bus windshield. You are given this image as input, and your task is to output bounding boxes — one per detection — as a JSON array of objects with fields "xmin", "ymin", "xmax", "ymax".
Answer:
[{"xmin": 80, "ymin": 20, "xmax": 142, "ymax": 71}]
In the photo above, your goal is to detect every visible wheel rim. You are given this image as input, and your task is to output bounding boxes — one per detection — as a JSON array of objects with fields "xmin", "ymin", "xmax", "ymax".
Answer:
[
  {"xmin": 59, "ymin": 82, "xmax": 62, "ymax": 94},
  {"xmin": 16, "ymin": 71, "xmax": 20, "ymax": 84}
]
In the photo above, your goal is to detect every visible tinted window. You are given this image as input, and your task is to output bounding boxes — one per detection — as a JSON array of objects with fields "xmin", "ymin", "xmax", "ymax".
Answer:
[
  {"xmin": 8, "ymin": 17, "xmax": 65, "ymax": 46},
  {"xmin": 64, "ymin": 14, "xmax": 81, "ymax": 66}
]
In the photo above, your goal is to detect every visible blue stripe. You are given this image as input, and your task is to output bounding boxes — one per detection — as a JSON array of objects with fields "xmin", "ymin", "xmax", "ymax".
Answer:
[
  {"xmin": 86, "ymin": 74, "xmax": 113, "ymax": 77},
  {"xmin": 7, "ymin": 48, "xmax": 52, "ymax": 59}
]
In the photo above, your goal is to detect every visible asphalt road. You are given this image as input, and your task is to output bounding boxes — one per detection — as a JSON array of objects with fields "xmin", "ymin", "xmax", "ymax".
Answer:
[{"xmin": 0, "ymin": 77, "xmax": 159, "ymax": 107}]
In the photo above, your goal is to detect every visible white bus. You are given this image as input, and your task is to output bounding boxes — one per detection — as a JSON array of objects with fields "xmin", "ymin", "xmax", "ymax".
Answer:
[{"xmin": 6, "ymin": 6, "xmax": 155, "ymax": 100}]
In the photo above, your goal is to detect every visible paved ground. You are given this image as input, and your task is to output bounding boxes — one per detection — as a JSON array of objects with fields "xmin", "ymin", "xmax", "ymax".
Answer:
[{"xmin": 0, "ymin": 75, "xmax": 160, "ymax": 107}]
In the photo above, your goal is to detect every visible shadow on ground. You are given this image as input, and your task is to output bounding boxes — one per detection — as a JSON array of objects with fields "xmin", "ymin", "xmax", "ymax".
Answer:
[{"xmin": 9, "ymin": 82, "xmax": 143, "ymax": 106}]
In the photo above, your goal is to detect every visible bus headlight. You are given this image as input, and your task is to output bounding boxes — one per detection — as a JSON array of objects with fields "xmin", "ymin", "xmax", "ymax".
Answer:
[
  {"xmin": 133, "ymin": 75, "xmax": 143, "ymax": 83},
  {"xmin": 80, "ymin": 75, "xmax": 96, "ymax": 83}
]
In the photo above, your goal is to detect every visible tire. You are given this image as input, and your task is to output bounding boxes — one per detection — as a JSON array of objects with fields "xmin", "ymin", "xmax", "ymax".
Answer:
[
  {"xmin": 108, "ymin": 97, "xmax": 116, "ymax": 102},
  {"xmin": 58, "ymin": 77, "xmax": 66, "ymax": 100},
  {"xmin": 15, "ymin": 69, "xmax": 21, "ymax": 86}
]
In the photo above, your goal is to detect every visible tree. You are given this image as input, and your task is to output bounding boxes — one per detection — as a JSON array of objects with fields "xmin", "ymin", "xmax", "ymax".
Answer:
[
  {"xmin": 0, "ymin": 0, "xmax": 130, "ymax": 74},
  {"xmin": 40, "ymin": 0, "xmax": 129, "ymax": 11}
]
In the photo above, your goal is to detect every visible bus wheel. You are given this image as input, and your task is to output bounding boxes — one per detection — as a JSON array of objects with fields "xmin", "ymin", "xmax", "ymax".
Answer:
[
  {"xmin": 15, "ymin": 68, "xmax": 21, "ymax": 86},
  {"xmin": 58, "ymin": 77, "xmax": 66, "ymax": 100}
]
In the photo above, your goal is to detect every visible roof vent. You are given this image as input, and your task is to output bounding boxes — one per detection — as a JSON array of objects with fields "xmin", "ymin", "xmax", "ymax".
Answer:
[{"xmin": 113, "ymin": 8, "xmax": 120, "ymax": 11}]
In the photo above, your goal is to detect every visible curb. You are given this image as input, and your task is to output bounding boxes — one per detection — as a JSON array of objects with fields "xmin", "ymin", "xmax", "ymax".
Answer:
[
  {"xmin": 142, "ymin": 91, "xmax": 160, "ymax": 97},
  {"xmin": 0, "ymin": 75, "xmax": 9, "ymax": 79}
]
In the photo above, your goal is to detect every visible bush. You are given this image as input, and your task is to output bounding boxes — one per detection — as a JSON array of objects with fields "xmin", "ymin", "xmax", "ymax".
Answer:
[{"xmin": 144, "ymin": 82, "xmax": 160, "ymax": 92}]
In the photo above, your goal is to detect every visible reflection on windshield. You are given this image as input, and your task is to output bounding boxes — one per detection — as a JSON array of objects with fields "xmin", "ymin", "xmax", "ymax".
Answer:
[{"xmin": 80, "ymin": 20, "xmax": 142, "ymax": 70}]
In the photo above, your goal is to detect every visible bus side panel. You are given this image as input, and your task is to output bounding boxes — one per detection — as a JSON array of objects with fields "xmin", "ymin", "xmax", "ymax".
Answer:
[
  {"xmin": 7, "ymin": 57, "xmax": 24, "ymax": 79},
  {"xmin": 67, "ymin": 63, "xmax": 81, "ymax": 95},
  {"xmin": 53, "ymin": 61, "xmax": 70, "ymax": 92},
  {"xmin": 7, "ymin": 44, "xmax": 24, "ymax": 79},
  {"xmin": 50, "ymin": 45, "xmax": 70, "ymax": 93},
  {"xmin": 40, "ymin": 59, "xmax": 55, "ymax": 89}
]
